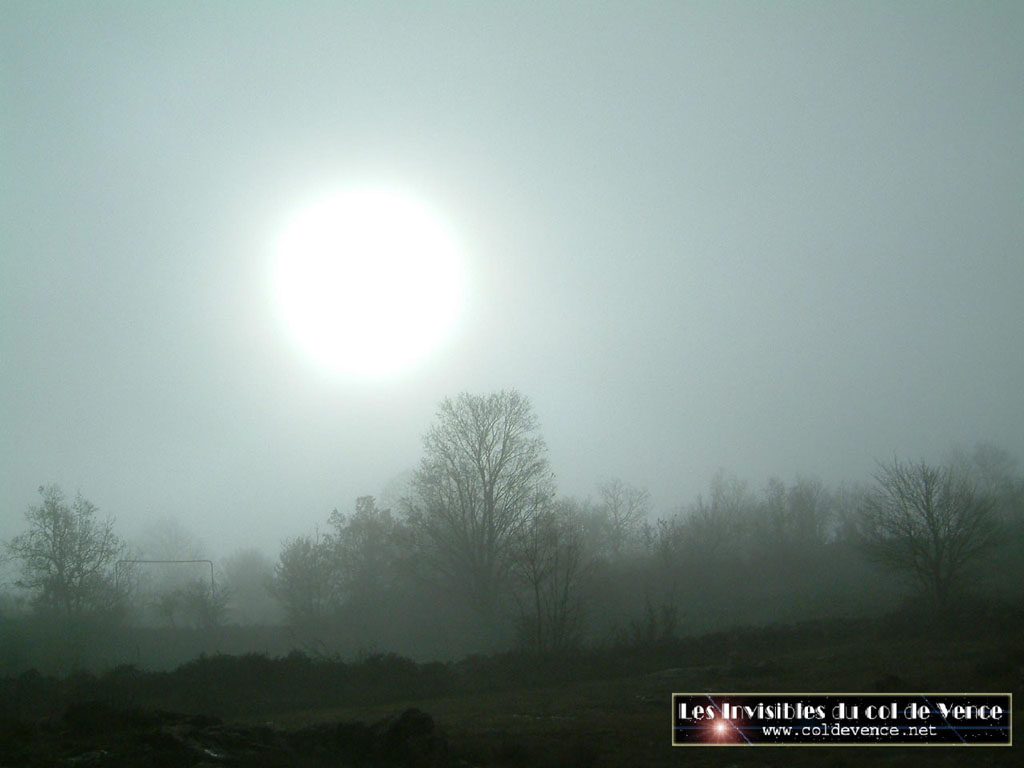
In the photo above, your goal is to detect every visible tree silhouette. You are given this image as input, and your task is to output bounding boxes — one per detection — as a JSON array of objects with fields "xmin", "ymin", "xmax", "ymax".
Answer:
[
  {"xmin": 270, "ymin": 529, "xmax": 335, "ymax": 631},
  {"xmin": 511, "ymin": 499, "xmax": 588, "ymax": 653},
  {"xmin": 407, "ymin": 390, "xmax": 555, "ymax": 616},
  {"xmin": 857, "ymin": 459, "xmax": 1000, "ymax": 610},
  {"xmin": 5, "ymin": 485, "xmax": 128, "ymax": 617}
]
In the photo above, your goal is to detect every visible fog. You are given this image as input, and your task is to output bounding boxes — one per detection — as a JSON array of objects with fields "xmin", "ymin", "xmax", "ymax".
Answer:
[
  {"xmin": 3, "ymin": 2, "xmax": 1022, "ymax": 564},
  {"xmin": 3, "ymin": 12, "xmax": 1024, "ymax": 766}
]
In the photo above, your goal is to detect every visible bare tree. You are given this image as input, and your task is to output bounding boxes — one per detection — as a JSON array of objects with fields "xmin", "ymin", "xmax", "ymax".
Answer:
[
  {"xmin": 407, "ymin": 390, "xmax": 555, "ymax": 615},
  {"xmin": 760, "ymin": 476, "xmax": 832, "ymax": 549},
  {"xmin": 511, "ymin": 498, "xmax": 589, "ymax": 653},
  {"xmin": 134, "ymin": 518, "xmax": 208, "ymax": 621},
  {"xmin": 140, "ymin": 517, "xmax": 206, "ymax": 561},
  {"xmin": 948, "ymin": 443, "xmax": 1024, "ymax": 526},
  {"xmin": 674, "ymin": 470, "xmax": 756, "ymax": 562},
  {"xmin": 5, "ymin": 485, "xmax": 128, "ymax": 617},
  {"xmin": 858, "ymin": 459, "xmax": 1000, "ymax": 610},
  {"xmin": 594, "ymin": 478, "xmax": 651, "ymax": 557}
]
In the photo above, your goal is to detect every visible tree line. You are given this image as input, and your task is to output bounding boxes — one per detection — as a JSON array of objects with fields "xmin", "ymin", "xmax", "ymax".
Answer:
[{"xmin": 3, "ymin": 390, "xmax": 1022, "ymax": 669}]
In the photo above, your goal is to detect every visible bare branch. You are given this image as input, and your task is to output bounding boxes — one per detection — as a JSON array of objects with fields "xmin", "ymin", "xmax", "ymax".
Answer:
[
  {"xmin": 407, "ymin": 390, "xmax": 555, "ymax": 614},
  {"xmin": 857, "ymin": 458, "xmax": 1000, "ymax": 610}
]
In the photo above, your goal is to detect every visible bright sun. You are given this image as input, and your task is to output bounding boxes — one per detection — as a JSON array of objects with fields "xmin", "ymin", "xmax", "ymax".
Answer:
[{"xmin": 271, "ymin": 188, "xmax": 463, "ymax": 376}]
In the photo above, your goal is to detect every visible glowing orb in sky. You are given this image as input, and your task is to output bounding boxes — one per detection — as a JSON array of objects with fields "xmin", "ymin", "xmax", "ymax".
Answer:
[{"xmin": 272, "ymin": 188, "xmax": 463, "ymax": 376}]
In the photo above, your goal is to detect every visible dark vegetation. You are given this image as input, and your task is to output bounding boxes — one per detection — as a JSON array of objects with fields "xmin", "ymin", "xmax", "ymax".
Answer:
[
  {"xmin": 2, "ymin": 606, "xmax": 1022, "ymax": 766},
  {"xmin": 3, "ymin": 392, "xmax": 1023, "ymax": 765},
  {"xmin": 5, "ymin": 607, "xmax": 1023, "ymax": 724}
]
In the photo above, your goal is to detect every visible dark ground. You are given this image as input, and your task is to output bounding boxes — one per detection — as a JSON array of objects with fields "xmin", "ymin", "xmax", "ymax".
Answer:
[{"xmin": 1, "ymin": 608, "xmax": 1021, "ymax": 767}]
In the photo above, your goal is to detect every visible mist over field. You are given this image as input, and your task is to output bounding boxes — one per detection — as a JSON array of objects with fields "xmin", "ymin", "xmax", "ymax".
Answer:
[{"xmin": 2, "ymin": 3, "xmax": 1022, "ymax": 765}]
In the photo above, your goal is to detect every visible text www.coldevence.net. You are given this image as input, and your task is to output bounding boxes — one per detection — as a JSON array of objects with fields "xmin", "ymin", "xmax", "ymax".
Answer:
[{"xmin": 759, "ymin": 723, "xmax": 939, "ymax": 738}]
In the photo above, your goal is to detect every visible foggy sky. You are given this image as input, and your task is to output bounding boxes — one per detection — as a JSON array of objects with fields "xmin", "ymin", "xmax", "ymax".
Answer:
[{"xmin": 3, "ymin": 2, "xmax": 1023, "ymax": 558}]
